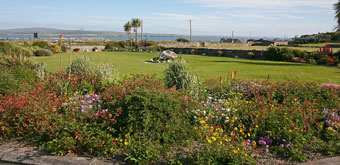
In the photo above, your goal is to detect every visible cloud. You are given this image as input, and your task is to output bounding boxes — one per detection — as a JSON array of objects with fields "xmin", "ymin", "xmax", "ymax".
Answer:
[
  {"xmin": 185, "ymin": 0, "xmax": 337, "ymax": 9},
  {"xmin": 154, "ymin": 12, "xmax": 200, "ymax": 20},
  {"xmin": 228, "ymin": 13, "xmax": 275, "ymax": 20},
  {"xmin": 87, "ymin": 16, "xmax": 110, "ymax": 20}
]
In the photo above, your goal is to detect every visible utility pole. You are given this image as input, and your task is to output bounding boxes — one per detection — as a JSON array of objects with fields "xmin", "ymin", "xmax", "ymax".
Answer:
[
  {"xmin": 189, "ymin": 20, "xmax": 192, "ymax": 41},
  {"xmin": 232, "ymin": 31, "xmax": 234, "ymax": 43}
]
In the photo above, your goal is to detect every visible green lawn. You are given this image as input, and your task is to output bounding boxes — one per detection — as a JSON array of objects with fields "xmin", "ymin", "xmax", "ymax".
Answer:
[{"xmin": 32, "ymin": 52, "xmax": 340, "ymax": 84}]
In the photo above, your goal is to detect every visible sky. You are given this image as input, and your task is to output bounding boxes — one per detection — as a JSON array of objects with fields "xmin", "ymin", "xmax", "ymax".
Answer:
[{"xmin": 0, "ymin": 0, "xmax": 338, "ymax": 38}]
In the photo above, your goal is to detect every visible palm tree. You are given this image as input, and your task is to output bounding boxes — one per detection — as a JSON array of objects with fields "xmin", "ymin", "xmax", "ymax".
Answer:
[
  {"xmin": 131, "ymin": 18, "xmax": 142, "ymax": 47},
  {"xmin": 123, "ymin": 21, "xmax": 132, "ymax": 44},
  {"xmin": 334, "ymin": 0, "xmax": 340, "ymax": 31}
]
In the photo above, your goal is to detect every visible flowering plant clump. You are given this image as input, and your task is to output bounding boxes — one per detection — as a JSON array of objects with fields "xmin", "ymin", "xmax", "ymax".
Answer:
[
  {"xmin": 324, "ymin": 108, "xmax": 340, "ymax": 131},
  {"xmin": 1, "ymin": 68, "xmax": 340, "ymax": 163}
]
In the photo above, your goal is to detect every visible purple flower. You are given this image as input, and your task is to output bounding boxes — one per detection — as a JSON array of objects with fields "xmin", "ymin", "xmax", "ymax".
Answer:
[
  {"xmin": 258, "ymin": 139, "xmax": 266, "ymax": 145},
  {"xmin": 81, "ymin": 105, "xmax": 87, "ymax": 109},
  {"xmin": 63, "ymin": 103, "xmax": 69, "ymax": 107},
  {"xmin": 282, "ymin": 139, "xmax": 286, "ymax": 142},
  {"xmin": 266, "ymin": 145, "xmax": 269, "ymax": 148},
  {"xmin": 88, "ymin": 105, "xmax": 93, "ymax": 109},
  {"xmin": 81, "ymin": 109, "xmax": 85, "ymax": 113},
  {"xmin": 265, "ymin": 148, "xmax": 269, "ymax": 153},
  {"xmin": 286, "ymin": 143, "xmax": 291, "ymax": 148},
  {"xmin": 280, "ymin": 144, "xmax": 284, "ymax": 148}
]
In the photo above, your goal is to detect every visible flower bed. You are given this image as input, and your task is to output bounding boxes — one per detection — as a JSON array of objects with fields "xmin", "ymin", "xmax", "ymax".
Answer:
[{"xmin": 1, "ymin": 72, "xmax": 340, "ymax": 164}]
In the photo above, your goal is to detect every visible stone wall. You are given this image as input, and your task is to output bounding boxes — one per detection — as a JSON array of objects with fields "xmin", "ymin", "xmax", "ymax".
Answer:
[
  {"xmin": 70, "ymin": 46, "xmax": 105, "ymax": 52},
  {"xmin": 168, "ymin": 48, "xmax": 266, "ymax": 59},
  {"xmin": 159, "ymin": 42, "xmax": 251, "ymax": 48}
]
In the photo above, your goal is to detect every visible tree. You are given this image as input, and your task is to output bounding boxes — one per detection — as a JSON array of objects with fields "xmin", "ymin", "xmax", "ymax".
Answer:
[
  {"xmin": 131, "ymin": 18, "xmax": 142, "ymax": 47},
  {"xmin": 123, "ymin": 21, "xmax": 132, "ymax": 42},
  {"xmin": 334, "ymin": 0, "xmax": 340, "ymax": 31}
]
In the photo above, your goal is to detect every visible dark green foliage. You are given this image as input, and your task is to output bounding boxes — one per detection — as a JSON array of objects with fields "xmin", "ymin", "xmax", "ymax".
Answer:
[
  {"xmin": 292, "ymin": 49, "xmax": 308, "ymax": 58},
  {"xmin": 105, "ymin": 41, "xmax": 129, "ymax": 50},
  {"xmin": 32, "ymin": 41, "xmax": 49, "ymax": 48},
  {"xmin": 61, "ymin": 45, "xmax": 68, "ymax": 53},
  {"xmin": 34, "ymin": 49, "xmax": 52, "ymax": 56},
  {"xmin": 176, "ymin": 38, "xmax": 189, "ymax": 42}
]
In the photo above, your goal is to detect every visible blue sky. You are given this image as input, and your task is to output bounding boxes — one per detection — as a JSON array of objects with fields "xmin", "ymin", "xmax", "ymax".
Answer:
[{"xmin": 0, "ymin": 0, "xmax": 338, "ymax": 37}]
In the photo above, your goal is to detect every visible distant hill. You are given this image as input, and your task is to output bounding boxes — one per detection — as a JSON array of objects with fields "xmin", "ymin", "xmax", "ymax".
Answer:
[
  {"xmin": 0, "ymin": 28, "xmax": 127, "ymax": 36},
  {"xmin": 0, "ymin": 27, "xmax": 220, "ymax": 38}
]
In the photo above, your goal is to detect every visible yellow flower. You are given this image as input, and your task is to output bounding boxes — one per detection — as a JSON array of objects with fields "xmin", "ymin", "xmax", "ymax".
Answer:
[
  {"xmin": 207, "ymin": 139, "xmax": 212, "ymax": 143},
  {"xmin": 328, "ymin": 127, "xmax": 333, "ymax": 131},
  {"xmin": 200, "ymin": 120, "xmax": 206, "ymax": 124},
  {"xmin": 247, "ymin": 133, "xmax": 250, "ymax": 137},
  {"xmin": 234, "ymin": 127, "xmax": 238, "ymax": 130},
  {"xmin": 124, "ymin": 141, "xmax": 128, "ymax": 145},
  {"xmin": 289, "ymin": 129, "xmax": 292, "ymax": 133},
  {"xmin": 212, "ymin": 137, "xmax": 216, "ymax": 141},
  {"xmin": 256, "ymin": 125, "xmax": 258, "ymax": 128},
  {"xmin": 233, "ymin": 150, "xmax": 238, "ymax": 153},
  {"xmin": 119, "ymin": 139, "xmax": 123, "ymax": 142},
  {"xmin": 220, "ymin": 141, "xmax": 223, "ymax": 144}
]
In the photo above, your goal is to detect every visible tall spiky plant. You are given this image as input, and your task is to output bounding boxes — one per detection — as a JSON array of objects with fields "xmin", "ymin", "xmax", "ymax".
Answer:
[
  {"xmin": 164, "ymin": 58, "xmax": 197, "ymax": 90},
  {"xmin": 124, "ymin": 21, "xmax": 132, "ymax": 42},
  {"xmin": 334, "ymin": 0, "xmax": 340, "ymax": 31},
  {"xmin": 131, "ymin": 18, "xmax": 142, "ymax": 47}
]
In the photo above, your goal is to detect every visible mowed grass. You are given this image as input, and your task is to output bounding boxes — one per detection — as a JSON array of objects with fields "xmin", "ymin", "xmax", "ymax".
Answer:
[{"xmin": 32, "ymin": 51, "xmax": 340, "ymax": 84}]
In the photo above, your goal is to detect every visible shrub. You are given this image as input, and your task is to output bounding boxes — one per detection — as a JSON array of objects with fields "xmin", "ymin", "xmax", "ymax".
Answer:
[
  {"xmin": 61, "ymin": 45, "xmax": 68, "ymax": 53},
  {"xmin": 164, "ymin": 59, "xmax": 197, "ymax": 90},
  {"xmin": 105, "ymin": 41, "xmax": 128, "ymax": 50},
  {"xmin": 48, "ymin": 45, "xmax": 61, "ymax": 53},
  {"xmin": 0, "ymin": 65, "xmax": 36, "ymax": 95},
  {"xmin": 176, "ymin": 38, "xmax": 189, "ymax": 42},
  {"xmin": 32, "ymin": 41, "xmax": 48, "ymax": 48},
  {"xmin": 280, "ymin": 48, "xmax": 294, "ymax": 61},
  {"xmin": 141, "ymin": 40, "xmax": 154, "ymax": 47},
  {"xmin": 97, "ymin": 63, "xmax": 117, "ymax": 85},
  {"xmin": 0, "ymin": 47, "xmax": 33, "ymax": 66},
  {"xmin": 67, "ymin": 56, "xmax": 96, "ymax": 75},
  {"xmin": 292, "ymin": 49, "xmax": 308, "ymax": 58},
  {"xmin": 0, "ymin": 41, "xmax": 14, "ymax": 54},
  {"xmin": 265, "ymin": 45, "xmax": 281, "ymax": 61},
  {"xmin": 34, "ymin": 49, "xmax": 52, "ymax": 57}
]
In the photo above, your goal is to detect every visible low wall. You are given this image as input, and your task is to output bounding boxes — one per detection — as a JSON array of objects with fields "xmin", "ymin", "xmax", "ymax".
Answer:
[
  {"xmin": 70, "ymin": 46, "xmax": 105, "ymax": 52},
  {"xmin": 159, "ymin": 42, "xmax": 251, "ymax": 48},
  {"xmin": 168, "ymin": 48, "xmax": 265, "ymax": 59}
]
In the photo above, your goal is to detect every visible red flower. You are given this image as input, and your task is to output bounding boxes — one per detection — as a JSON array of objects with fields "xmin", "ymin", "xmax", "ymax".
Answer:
[
  {"xmin": 290, "ymin": 123, "xmax": 294, "ymax": 127},
  {"xmin": 116, "ymin": 113, "xmax": 120, "ymax": 117},
  {"xmin": 112, "ymin": 118, "xmax": 115, "ymax": 122},
  {"xmin": 234, "ymin": 70, "xmax": 237, "ymax": 76},
  {"xmin": 112, "ymin": 140, "xmax": 116, "ymax": 143},
  {"xmin": 316, "ymin": 122, "xmax": 320, "ymax": 126},
  {"xmin": 15, "ymin": 114, "xmax": 19, "ymax": 117},
  {"xmin": 76, "ymin": 132, "xmax": 80, "ymax": 137},
  {"xmin": 109, "ymin": 114, "xmax": 112, "ymax": 118},
  {"xmin": 23, "ymin": 123, "xmax": 27, "ymax": 127}
]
